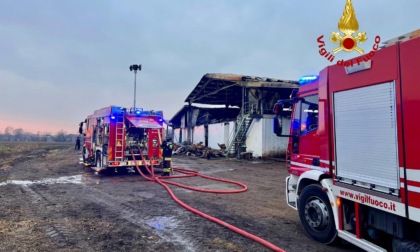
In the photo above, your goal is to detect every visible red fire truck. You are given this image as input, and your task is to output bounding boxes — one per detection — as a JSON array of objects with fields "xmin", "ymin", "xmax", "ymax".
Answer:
[
  {"xmin": 274, "ymin": 31, "xmax": 420, "ymax": 251},
  {"xmin": 79, "ymin": 106, "xmax": 164, "ymax": 172}
]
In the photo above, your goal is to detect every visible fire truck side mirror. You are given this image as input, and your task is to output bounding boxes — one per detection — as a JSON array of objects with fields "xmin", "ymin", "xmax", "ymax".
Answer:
[
  {"xmin": 79, "ymin": 122, "xmax": 83, "ymax": 134},
  {"xmin": 79, "ymin": 122, "xmax": 86, "ymax": 135},
  {"xmin": 273, "ymin": 116, "xmax": 283, "ymax": 136},
  {"xmin": 273, "ymin": 100, "xmax": 294, "ymax": 137},
  {"xmin": 273, "ymin": 100, "xmax": 293, "ymax": 118}
]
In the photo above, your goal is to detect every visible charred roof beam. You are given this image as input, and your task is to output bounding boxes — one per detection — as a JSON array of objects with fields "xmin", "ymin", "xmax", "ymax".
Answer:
[{"xmin": 187, "ymin": 82, "xmax": 240, "ymax": 105}]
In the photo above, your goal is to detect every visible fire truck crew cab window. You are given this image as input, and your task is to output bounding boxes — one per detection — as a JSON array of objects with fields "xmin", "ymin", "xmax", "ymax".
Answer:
[{"xmin": 292, "ymin": 95, "xmax": 318, "ymax": 135}]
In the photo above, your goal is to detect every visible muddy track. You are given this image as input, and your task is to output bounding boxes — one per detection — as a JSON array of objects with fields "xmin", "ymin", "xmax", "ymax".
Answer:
[
  {"xmin": 80, "ymin": 184, "xmax": 195, "ymax": 251},
  {"xmin": 0, "ymin": 144, "xmax": 362, "ymax": 252},
  {"xmin": 76, "ymin": 174, "xmax": 260, "ymax": 251},
  {"xmin": 19, "ymin": 184, "xmax": 91, "ymax": 250}
]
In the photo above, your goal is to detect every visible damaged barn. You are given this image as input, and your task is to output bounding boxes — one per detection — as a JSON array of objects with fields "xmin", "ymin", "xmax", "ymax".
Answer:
[
  {"xmin": 169, "ymin": 106, "xmax": 239, "ymax": 159},
  {"xmin": 170, "ymin": 73, "xmax": 299, "ymax": 159}
]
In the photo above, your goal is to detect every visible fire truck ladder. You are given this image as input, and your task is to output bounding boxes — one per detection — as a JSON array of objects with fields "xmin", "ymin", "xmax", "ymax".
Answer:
[{"xmin": 115, "ymin": 115, "xmax": 124, "ymax": 161}]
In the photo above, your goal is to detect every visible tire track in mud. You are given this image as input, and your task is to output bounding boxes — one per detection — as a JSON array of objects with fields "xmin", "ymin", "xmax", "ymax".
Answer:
[
  {"xmin": 80, "ymin": 183, "xmax": 200, "ymax": 252},
  {"xmin": 44, "ymin": 225, "xmax": 73, "ymax": 247},
  {"xmin": 90, "ymin": 175, "xmax": 255, "ymax": 252},
  {"xmin": 19, "ymin": 184, "xmax": 91, "ymax": 250}
]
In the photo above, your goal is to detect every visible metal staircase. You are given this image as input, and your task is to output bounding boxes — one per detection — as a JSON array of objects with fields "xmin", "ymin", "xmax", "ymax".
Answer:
[{"xmin": 226, "ymin": 109, "xmax": 254, "ymax": 157}]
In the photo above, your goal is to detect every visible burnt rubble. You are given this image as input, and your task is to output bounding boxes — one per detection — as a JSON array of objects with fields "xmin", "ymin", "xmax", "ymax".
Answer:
[{"xmin": 173, "ymin": 142, "xmax": 227, "ymax": 159}]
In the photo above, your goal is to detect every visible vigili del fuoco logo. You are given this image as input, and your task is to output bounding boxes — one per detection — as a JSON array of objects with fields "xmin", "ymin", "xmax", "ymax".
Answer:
[{"xmin": 317, "ymin": 0, "xmax": 381, "ymax": 67}]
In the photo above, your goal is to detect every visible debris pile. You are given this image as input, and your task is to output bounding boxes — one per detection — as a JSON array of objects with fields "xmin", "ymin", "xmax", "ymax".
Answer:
[{"xmin": 173, "ymin": 142, "xmax": 227, "ymax": 159}]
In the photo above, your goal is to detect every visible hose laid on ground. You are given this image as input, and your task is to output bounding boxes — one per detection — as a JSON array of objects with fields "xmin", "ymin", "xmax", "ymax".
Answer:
[{"xmin": 130, "ymin": 150, "xmax": 286, "ymax": 252}]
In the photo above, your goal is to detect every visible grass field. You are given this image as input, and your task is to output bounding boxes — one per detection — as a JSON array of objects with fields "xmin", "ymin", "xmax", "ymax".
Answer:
[{"xmin": 0, "ymin": 142, "xmax": 72, "ymax": 172}]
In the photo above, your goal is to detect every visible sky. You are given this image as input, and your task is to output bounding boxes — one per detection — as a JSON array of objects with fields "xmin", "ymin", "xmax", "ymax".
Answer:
[{"xmin": 1, "ymin": 0, "xmax": 419, "ymax": 134}]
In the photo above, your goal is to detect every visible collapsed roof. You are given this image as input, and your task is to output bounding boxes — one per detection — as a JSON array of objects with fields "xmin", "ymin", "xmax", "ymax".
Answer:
[
  {"xmin": 184, "ymin": 73, "xmax": 299, "ymax": 106},
  {"xmin": 170, "ymin": 106, "xmax": 240, "ymax": 128}
]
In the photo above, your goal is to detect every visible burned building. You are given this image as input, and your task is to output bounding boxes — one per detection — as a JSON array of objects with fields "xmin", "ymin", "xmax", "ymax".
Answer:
[{"xmin": 170, "ymin": 73, "xmax": 298, "ymax": 158}]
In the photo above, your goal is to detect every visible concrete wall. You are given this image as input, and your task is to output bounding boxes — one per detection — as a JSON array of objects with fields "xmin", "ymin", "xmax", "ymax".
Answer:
[
  {"xmin": 208, "ymin": 122, "xmax": 234, "ymax": 149},
  {"xmin": 245, "ymin": 116, "xmax": 290, "ymax": 158},
  {"xmin": 246, "ymin": 119, "xmax": 263, "ymax": 156},
  {"xmin": 193, "ymin": 126, "xmax": 205, "ymax": 144},
  {"xmin": 174, "ymin": 116, "xmax": 290, "ymax": 157}
]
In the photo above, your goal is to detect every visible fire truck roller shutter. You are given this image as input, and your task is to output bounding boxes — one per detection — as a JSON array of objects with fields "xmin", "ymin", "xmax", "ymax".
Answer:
[
  {"xmin": 126, "ymin": 116, "xmax": 163, "ymax": 129},
  {"xmin": 333, "ymin": 82, "xmax": 399, "ymax": 193}
]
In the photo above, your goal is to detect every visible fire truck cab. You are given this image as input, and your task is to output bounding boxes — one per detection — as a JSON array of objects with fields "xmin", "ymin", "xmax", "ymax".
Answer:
[
  {"xmin": 274, "ymin": 32, "xmax": 420, "ymax": 251},
  {"xmin": 79, "ymin": 106, "xmax": 164, "ymax": 172}
]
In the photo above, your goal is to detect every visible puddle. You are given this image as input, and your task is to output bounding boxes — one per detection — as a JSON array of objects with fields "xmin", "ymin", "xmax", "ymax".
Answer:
[
  {"xmin": 146, "ymin": 216, "xmax": 178, "ymax": 231},
  {"xmin": 0, "ymin": 175, "xmax": 83, "ymax": 186}
]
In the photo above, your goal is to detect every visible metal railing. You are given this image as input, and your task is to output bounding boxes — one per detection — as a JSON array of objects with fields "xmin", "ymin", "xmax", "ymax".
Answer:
[{"xmin": 226, "ymin": 107, "xmax": 255, "ymax": 156}]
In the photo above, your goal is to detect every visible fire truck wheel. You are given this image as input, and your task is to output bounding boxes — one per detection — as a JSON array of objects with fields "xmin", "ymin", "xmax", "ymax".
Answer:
[{"xmin": 298, "ymin": 184, "xmax": 337, "ymax": 244}]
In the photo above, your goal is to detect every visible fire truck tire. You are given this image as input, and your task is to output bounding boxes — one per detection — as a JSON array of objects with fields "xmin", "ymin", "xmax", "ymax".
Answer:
[
  {"xmin": 298, "ymin": 184, "xmax": 337, "ymax": 244},
  {"xmin": 393, "ymin": 238, "xmax": 420, "ymax": 252}
]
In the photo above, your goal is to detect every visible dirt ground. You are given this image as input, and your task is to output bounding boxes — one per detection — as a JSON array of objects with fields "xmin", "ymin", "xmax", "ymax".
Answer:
[{"xmin": 0, "ymin": 142, "xmax": 363, "ymax": 252}]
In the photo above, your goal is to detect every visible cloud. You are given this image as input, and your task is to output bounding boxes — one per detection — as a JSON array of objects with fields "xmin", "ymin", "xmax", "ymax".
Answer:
[{"xmin": 0, "ymin": 0, "xmax": 419, "ymax": 133}]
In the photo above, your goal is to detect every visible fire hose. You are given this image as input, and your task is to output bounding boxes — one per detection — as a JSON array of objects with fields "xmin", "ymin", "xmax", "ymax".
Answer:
[{"xmin": 130, "ymin": 150, "xmax": 286, "ymax": 252}]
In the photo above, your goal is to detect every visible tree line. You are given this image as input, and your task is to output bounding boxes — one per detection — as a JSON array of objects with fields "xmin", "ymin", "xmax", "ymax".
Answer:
[{"xmin": 0, "ymin": 126, "xmax": 77, "ymax": 142}]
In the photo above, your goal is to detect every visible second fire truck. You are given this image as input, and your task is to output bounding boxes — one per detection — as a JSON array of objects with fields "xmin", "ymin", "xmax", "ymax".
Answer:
[
  {"xmin": 274, "ymin": 31, "xmax": 420, "ymax": 251},
  {"xmin": 79, "ymin": 106, "xmax": 165, "ymax": 172}
]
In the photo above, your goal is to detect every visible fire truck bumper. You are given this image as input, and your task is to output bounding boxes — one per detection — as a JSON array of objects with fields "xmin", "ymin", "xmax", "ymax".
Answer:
[
  {"xmin": 107, "ymin": 160, "xmax": 161, "ymax": 167},
  {"xmin": 286, "ymin": 175, "xmax": 298, "ymax": 210}
]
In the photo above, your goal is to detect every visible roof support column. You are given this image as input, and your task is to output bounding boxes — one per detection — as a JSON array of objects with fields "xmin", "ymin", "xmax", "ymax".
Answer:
[
  {"xmin": 224, "ymin": 122, "xmax": 229, "ymax": 146},
  {"xmin": 242, "ymin": 83, "xmax": 245, "ymax": 117},
  {"xmin": 187, "ymin": 102, "xmax": 192, "ymax": 145},
  {"xmin": 204, "ymin": 124, "xmax": 208, "ymax": 147}
]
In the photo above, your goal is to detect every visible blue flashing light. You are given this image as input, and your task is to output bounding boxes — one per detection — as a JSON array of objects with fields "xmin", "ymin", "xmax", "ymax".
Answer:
[
  {"xmin": 299, "ymin": 75, "xmax": 318, "ymax": 85},
  {"xmin": 158, "ymin": 118, "xmax": 163, "ymax": 123},
  {"xmin": 111, "ymin": 115, "xmax": 116, "ymax": 120},
  {"xmin": 135, "ymin": 110, "xmax": 141, "ymax": 114}
]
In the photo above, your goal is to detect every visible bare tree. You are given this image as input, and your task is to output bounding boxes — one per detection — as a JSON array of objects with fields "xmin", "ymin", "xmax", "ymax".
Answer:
[
  {"xmin": 3, "ymin": 126, "xmax": 13, "ymax": 141},
  {"xmin": 0, "ymin": 127, "xmax": 76, "ymax": 142},
  {"xmin": 13, "ymin": 128, "xmax": 24, "ymax": 141},
  {"xmin": 55, "ymin": 130, "xmax": 67, "ymax": 142}
]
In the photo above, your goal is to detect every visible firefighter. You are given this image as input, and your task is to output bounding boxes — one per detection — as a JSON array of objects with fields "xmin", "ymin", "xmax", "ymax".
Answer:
[
  {"xmin": 161, "ymin": 138, "xmax": 173, "ymax": 176},
  {"xmin": 75, "ymin": 136, "xmax": 81, "ymax": 150}
]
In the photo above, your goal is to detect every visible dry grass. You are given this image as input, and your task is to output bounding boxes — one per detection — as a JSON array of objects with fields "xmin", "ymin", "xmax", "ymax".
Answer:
[
  {"xmin": 0, "ymin": 142, "xmax": 70, "ymax": 157},
  {"xmin": 0, "ymin": 142, "xmax": 72, "ymax": 171},
  {"xmin": 211, "ymin": 238, "xmax": 241, "ymax": 252}
]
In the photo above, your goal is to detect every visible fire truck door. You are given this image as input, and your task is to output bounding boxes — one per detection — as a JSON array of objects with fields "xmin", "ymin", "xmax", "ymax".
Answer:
[{"xmin": 290, "ymin": 95, "xmax": 320, "ymax": 169}]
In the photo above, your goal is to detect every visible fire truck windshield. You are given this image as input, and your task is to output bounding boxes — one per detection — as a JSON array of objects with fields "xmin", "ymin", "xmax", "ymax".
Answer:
[{"xmin": 291, "ymin": 95, "xmax": 319, "ymax": 135}]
